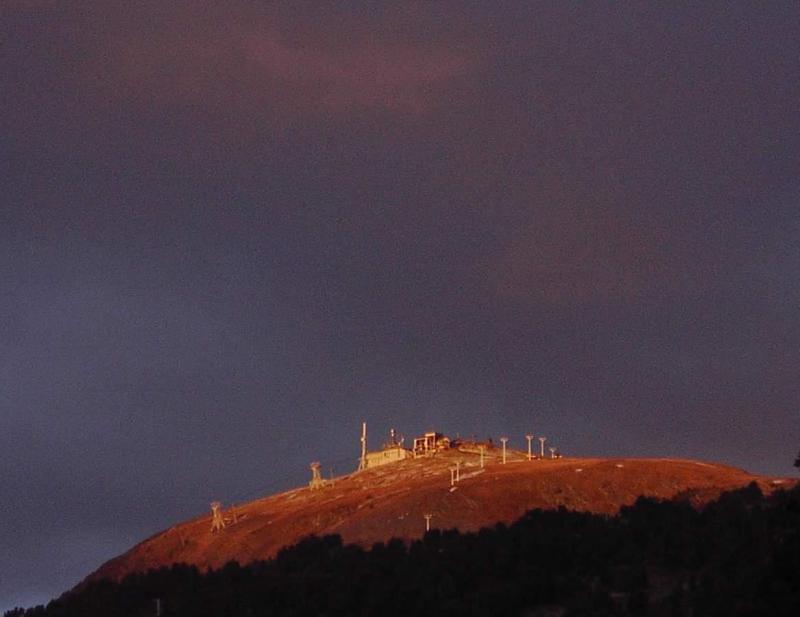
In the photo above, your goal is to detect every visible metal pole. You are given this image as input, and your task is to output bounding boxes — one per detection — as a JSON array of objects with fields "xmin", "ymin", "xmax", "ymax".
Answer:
[
  {"xmin": 526, "ymin": 435, "xmax": 533, "ymax": 461},
  {"xmin": 500, "ymin": 437, "xmax": 508, "ymax": 464},
  {"xmin": 359, "ymin": 422, "xmax": 367, "ymax": 470}
]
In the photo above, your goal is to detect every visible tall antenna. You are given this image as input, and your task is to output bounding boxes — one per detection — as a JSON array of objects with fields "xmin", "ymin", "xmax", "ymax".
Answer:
[
  {"xmin": 210, "ymin": 501, "xmax": 226, "ymax": 533},
  {"xmin": 538, "ymin": 436, "xmax": 547, "ymax": 458},
  {"xmin": 500, "ymin": 437, "xmax": 508, "ymax": 464},
  {"xmin": 525, "ymin": 434, "xmax": 534, "ymax": 461},
  {"xmin": 358, "ymin": 421, "xmax": 367, "ymax": 471}
]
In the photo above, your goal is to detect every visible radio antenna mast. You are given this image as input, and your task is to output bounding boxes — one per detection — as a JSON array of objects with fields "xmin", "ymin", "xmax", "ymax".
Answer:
[{"xmin": 358, "ymin": 421, "xmax": 367, "ymax": 470}]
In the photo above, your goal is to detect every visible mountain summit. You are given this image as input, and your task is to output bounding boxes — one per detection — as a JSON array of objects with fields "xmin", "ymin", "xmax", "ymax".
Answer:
[{"xmin": 88, "ymin": 443, "xmax": 792, "ymax": 583}]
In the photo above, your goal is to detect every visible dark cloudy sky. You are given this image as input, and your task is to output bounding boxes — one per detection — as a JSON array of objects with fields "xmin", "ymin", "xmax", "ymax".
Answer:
[{"xmin": 2, "ymin": 1, "xmax": 799, "ymax": 610}]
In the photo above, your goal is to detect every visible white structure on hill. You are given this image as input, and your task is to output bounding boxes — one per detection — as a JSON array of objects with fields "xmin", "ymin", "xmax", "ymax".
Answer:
[
  {"xmin": 358, "ymin": 424, "xmax": 412, "ymax": 470},
  {"xmin": 413, "ymin": 431, "xmax": 449, "ymax": 456},
  {"xmin": 309, "ymin": 461, "xmax": 326, "ymax": 490},
  {"xmin": 210, "ymin": 501, "xmax": 226, "ymax": 532}
]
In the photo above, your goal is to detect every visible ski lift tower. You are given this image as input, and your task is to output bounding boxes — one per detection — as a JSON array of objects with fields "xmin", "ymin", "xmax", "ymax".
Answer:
[{"xmin": 525, "ymin": 434, "xmax": 534, "ymax": 460}]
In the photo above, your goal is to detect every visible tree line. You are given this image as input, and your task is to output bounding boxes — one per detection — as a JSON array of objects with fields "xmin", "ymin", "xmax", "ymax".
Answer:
[{"xmin": 6, "ymin": 482, "xmax": 800, "ymax": 616}]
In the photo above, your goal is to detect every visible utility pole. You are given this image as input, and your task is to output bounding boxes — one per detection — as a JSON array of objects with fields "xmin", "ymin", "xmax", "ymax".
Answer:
[
  {"xmin": 424, "ymin": 513, "xmax": 432, "ymax": 532},
  {"xmin": 500, "ymin": 437, "xmax": 508, "ymax": 464},
  {"xmin": 538, "ymin": 436, "xmax": 546, "ymax": 459},
  {"xmin": 525, "ymin": 434, "xmax": 534, "ymax": 460},
  {"xmin": 358, "ymin": 421, "xmax": 367, "ymax": 470}
]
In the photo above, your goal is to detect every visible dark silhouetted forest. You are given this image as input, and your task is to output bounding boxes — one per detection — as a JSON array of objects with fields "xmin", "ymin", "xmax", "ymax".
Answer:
[{"xmin": 6, "ymin": 482, "xmax": 800, "ymax": 617}]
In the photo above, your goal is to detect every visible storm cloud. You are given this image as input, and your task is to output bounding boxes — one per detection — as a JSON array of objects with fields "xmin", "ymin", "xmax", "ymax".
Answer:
[{"xmin": 2, "ymin": 2, "xmax": 799, "ymax": 611}]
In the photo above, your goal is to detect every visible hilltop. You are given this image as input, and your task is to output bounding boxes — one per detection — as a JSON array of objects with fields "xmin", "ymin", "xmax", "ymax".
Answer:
[{"xmin": 87, "ymin": 444, "xmax": 793, "ymax": 584}]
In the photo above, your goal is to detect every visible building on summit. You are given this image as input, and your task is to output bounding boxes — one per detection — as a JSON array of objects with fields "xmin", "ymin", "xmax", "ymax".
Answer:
[
  {"xmin": 364, "ymin": 428, "xmax": 411, "ymax": 468},
  {"xmin": 413, "ymin": 431, "xmax": 449, "ymax": 456},
  {"xmin": 358, "ymin": 424, "xmax": 412, "ymax": 470}
]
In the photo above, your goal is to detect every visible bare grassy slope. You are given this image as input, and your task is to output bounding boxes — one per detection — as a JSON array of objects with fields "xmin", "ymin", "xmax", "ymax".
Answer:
[{"xmin": 89, "ymin": 449, "xmax": 794, "ymax": 582}]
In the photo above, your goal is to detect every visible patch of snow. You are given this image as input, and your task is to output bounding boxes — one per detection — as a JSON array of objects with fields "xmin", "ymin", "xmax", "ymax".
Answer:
[{"xmin": 459, "ymin": 469, "xmax": 486, "ymax": 481}]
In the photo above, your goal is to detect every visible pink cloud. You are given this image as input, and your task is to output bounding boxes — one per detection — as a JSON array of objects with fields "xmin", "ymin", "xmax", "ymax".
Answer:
[
  {"xmin": 80, "ymin": 11, "xmax": 482, "ymax": 122},
  {"xmin": 245, "ymin": 33, "xmax": 475, "ymax": 115}
]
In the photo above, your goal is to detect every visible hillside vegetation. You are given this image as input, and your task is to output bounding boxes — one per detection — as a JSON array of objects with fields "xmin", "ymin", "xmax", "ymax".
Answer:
[{"xmin": 7, "ymin": 482, "xmax": 800, "ymax": 617}]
